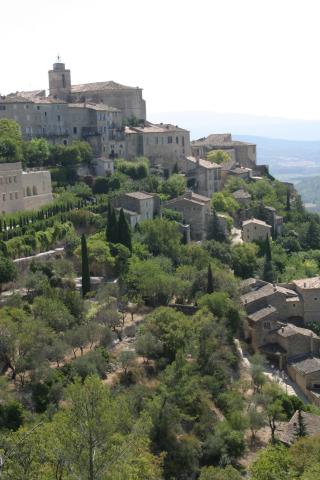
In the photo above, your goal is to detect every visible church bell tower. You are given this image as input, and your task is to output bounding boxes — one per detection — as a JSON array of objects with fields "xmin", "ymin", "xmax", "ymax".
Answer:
[{"xmin": 48, "ymin": 57, "xmax": 71, "ymax": 101}]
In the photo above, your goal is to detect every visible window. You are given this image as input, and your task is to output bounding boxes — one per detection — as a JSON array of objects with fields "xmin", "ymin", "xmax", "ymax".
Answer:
[
  {"xmin": 263, "ymin": 322, "xmax": 271, "ymax": 329},
  {"xmin": 0, "ymin": 105, "xmax": 6, "ymax": 111},
  {"xmin": 176, "ymin": 136, "xmax": 179, "ymax": 144},
  {"xmin": 57, "ymin": 115, "xmax": 61, "ymax": 122},
  {"xmin": 155, "ymin": 137, "xmax": 159, "ymax": 144},
  {"xmin": 182, "ymin": 136, "xmax": 185, "ymax": 147},
  {"xmin": 15, "ymin": 192, "xmax": 18, "ymax": 199},
  {"xmin": 9, "ymin": 193, "xmax": 13, "ymax": 200},
  {"xmin": 44, "ymin": 112, "xmax": 47, "ymax": 117},
  {"xmin": 9, "ymin": 177, "xmax": 12, "ymax": 183},
  {"xmin": 2, "ymin": 194, "xmax": 5, "ymax": 201},
  {"xmin": 37, "ymin": 106, "xmax": 40, "ymax": 110},
  {"xmin": 168, "ymin": 136, "xmax": 173, "ymax": 144},
  {"xmin": 62, "ymin": 74, "xmax": 66, "ymax": 88},
  {"xmin": 73, "ymin": 126, "xmax": 78, "ymax": 134}
]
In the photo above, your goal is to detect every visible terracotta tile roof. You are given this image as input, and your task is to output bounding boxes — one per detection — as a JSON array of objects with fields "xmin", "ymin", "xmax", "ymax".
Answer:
[
  {"xmin": 125, "ymin": 192, "xmax": 153, "ymax": 200},
  {"xmin": 241, "ymin": 283, "xmax": 297, "ymax": 304},
  {"xmin": 248, "ymin": 305, "xmax": 277, "ymax": 322},
  {"xmin": 68, "ymin": 102, "xmax": 120, "ymax": 112},
  {"xmin": 71, "ymin": 81, "xmax": 137, "ymax": 92},
  {"xmin": 232, "ymin": 189, "xmax": 251, "ymax": 199},
  {"xmin": 125, "ymin": 122, "xmax": 188, "ymax": 134},
  {"xmin": 278, "ymin": 410, "xmax": 320, "ymax": 445},
  {"xmin": 294, "ymin": 277, "xmax": 320, "ymax": 289},
  {"xmin": 289, "ymin": 355, "xmax": 320, "ymax": 374},
  {"xmin": 186, "ymin": 156, "xmax": 221, "ymax": 169},
  {"xmin": 242, "ymin": 218, "xmax": 272, "ymax": 228}
]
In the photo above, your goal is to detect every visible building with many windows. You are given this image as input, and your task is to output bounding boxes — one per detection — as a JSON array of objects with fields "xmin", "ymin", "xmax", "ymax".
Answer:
[{"xmin": 0, "ymin": 162, "xmax": 52, "ymax": 214}]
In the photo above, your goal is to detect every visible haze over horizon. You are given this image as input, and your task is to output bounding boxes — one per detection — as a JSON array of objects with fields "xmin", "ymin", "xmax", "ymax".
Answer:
[{"xmin": 2, "ymin": 0, "xmax": 320, "ymax": 131}]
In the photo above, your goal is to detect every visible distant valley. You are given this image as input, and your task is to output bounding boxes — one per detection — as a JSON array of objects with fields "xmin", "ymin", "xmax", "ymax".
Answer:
[{"xmin": 149, "ymin": 111, "xmax": 320, "ymax": 211}]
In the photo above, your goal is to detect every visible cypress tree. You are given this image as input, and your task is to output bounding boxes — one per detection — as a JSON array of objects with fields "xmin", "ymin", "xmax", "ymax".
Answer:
[
  {"xmin": 263, "ymin": 235, "xmax": 276, "ymax": 282},
  {"xmin": 207, "ymin": 264, "xmax": 214, "ymax": 294},
  {"xmin": 118, "ymin": 208, "xmax": 132, "ymax": 251},
  {"xmin": 81, "ymin": 234, "xmax": 91, "ymax": 298},
  {"xmin": 265, "ymin": 235, "xmax": 272, "ymax": 262},
  {"xmin": 286, "ymin": 189, "xmax": 291, "ymax": 211},
  {"xmin": 106, "ymin": 203, "xmax": 118, "ymax": 244},
  {"xmin": 294, "ymin": 409, "xmax": 307, "ymax": 438}
]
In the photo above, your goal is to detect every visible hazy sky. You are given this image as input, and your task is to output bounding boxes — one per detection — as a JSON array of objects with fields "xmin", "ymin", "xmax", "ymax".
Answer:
[{"xmin": 2, "ymin": 0, "xmax": 320, "ymax": 120}]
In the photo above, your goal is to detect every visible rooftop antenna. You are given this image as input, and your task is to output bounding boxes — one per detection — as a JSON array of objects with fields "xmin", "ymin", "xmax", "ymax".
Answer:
[{"xmin": 56, "ymin": 53, "xmax": 61, "ymax": 63}]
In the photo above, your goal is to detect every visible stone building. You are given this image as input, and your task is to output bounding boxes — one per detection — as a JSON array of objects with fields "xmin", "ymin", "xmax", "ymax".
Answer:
[
  {"xmin": 242, "ymin": 218, "xmax": 272, "ymax": 242},
  {"xmin": 112, "ymin": 191, "xmax": 160, "ymax": 229},
  {"xmin": 124, "ymin": 123, "xmax": 191, "ymax": 174},
  {"xmin": 232, "ymin": 189, "xmax": 251, "ymax": 206},
  {"xmin": 186, "ymin": 156, "xmax": 222, "ymax": 197},
  {"xmin": 292, "ymin": 278, "xmax": 320, "ymax": 324},
  {"xmin": 0, "ymin": 162, "xmax": 53, "ymax": 214},
  {"xmin": 191, "ymin": 133, "xmax": 257, "ymax": 169},
  {"xmin": 241, "ymin": 277, "xmax": 320, "ymax": 404},
  {"xmin": 0, "ymin": 60, "xmax": 144, "ymax": 158},
  {"xmin": 279, "ymin": 410, "xmax": 320, "ymax": 445},
  {"xmin": 163, "ymin": 192, "xmax": 211, "ymax": 240}
]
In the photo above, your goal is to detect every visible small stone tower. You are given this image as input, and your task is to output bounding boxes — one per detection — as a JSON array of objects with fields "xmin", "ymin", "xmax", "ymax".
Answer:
[{"xmin": 48, "ymin": 59, "xmax": 71, "ymax": 101}]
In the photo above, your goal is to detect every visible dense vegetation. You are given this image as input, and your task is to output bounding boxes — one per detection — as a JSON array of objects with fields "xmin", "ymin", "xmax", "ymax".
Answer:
[{"xmin": 2, "ymin": 119, "xmax": 320, "ymax": 478}]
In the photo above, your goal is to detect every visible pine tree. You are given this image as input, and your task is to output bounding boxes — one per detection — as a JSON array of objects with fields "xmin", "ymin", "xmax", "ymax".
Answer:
[
  {"xmin": 81, "ymin": 234, "xmax": 91, "ymax": 298},
  {"xmin": 306, "ymin": 219, "xmax": 320, "ymax": 249},
  {"xmin": 118, "ymin": 208, "xmax": 132, "ymax": 251},
  {"xmin": 207, "ymin": 264, "xmax": 214, "ymax": 294}
]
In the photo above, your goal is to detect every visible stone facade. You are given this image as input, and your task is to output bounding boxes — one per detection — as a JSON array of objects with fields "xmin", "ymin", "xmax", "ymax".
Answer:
[
  {"xmin": 125, "ymin": 123, "xmax": 191, "ymax": 174},
  {"xmin": 242, "ymin": 218, "xmax": 272, "ymax": 242},
  {"xmin": 186, "ymin": 156, "xmax": 221, "ymax": 197},
  {"xmin": 191, "ymin": 133, "xmax": 257, "ymax": 169},
  {"xmin": 0, "ymin": 61, "xmax": 144, "ymax": 158},
  {"xmin": 0, "ymin": 162, "xmax": 53, "ymax": 214},
  {"xmin": 163, "ymin": 192, "xmax": 211, "ymax": 240},
  {"xmin": 293, "ymin": 278, "xmax": 320, "ymax": 324},
  {"xmin": 112, "ymin": 191, "xmax": 160, "ymax": 229}
]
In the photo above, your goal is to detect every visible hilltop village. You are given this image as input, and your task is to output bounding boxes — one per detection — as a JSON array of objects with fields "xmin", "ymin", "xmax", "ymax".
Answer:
[{"xmin": 2, "ymin": 62, "xmax": 320, "ymax": 478}]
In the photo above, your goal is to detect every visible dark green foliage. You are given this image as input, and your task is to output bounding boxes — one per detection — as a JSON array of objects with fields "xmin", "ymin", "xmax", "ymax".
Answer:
[
  {"xmin": 207, "ymin": 210, "xmax": 226, "ymax": 242},
  {"xmin": 115, "ymin": 158, "xmax": 149, "ymax": 179},
  {"xmin": 207, "ymin": 264, "xmax": 214, "ymax": 294},
  {"xmin": 118, "ymin": 208, "xmax": 132, "ymax": 251},
  {"xmin": 93, "ymin": 176, "xmax": 109, "ymax": 194},
  {"xmin": 106, "ymin": 203, "xmax": 119, "ymax": 244},
  {"xmin": 0, "ymin": 255, "xmax": 17, "ymax": 292},
  {"xmin": 81, "ymin": 234, "xmax": 91, "ymax": 298},
  {"xmin": 286, "ymin": 189, "xmax": 291, "ymax": 211},
  {"xmin": 161, "ymin": 208, "xmax": 183, "ymax": 223},
  {"xmin": 294, "ymin": 409, "xmax": 307, "ymax": 438},
  {"xmin": 0, "ymin": 401, "xmax": 24, "ymax": 431},
  {"xmin": 305, "ymin": 218, "xmax": 320, "ymax": 249}
]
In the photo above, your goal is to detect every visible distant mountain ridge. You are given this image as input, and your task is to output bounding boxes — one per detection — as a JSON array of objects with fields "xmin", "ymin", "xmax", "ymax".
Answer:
[{"xmin": 148, "ymin": 111, "xmax": 320, "ymax": 142}]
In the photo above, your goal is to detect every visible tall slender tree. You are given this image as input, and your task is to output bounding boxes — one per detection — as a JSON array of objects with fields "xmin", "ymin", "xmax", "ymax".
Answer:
[
  {"xmin": 81, "ymin": 234, "xmax": 91, "ymax": 298},
  {"xmin": 106, "ymin": 202, "xmax": 118, "ymax": 244},
  {"xmin": 263, "ymin": 235, "xmax": 276, "ymax": 282},
  {"xmin": 286, "ymin": 189, "xmax": 291, "ymax": 212},
  {"xmin": 207, "ymin": 264, "xmax": 214, "ymax": 294},
  {"xmin": 118, "ymin": 208, "xmax": 132, "ymax": 251}
]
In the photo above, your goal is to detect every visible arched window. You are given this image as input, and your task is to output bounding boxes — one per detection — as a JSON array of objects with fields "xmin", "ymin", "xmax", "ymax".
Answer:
[
  {"xmin": 32, "ymin": 186, "xmax": 38, "ymax": 196},
  {"xmin": 26, "ymin": 186, "xmax": 31, "ymax": 196}
]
